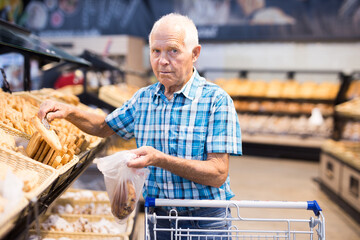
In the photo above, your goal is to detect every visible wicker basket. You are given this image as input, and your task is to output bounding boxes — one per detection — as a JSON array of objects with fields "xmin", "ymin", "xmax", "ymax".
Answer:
[
  {"xmin": 57, "ymin": 189, "xmax": 110, "ymax": 204},
  {"xmin": 0, "ymin": 146, "xmax": 58, "ymax": 200},
  {"xmin": 51, "ymin": 155, "xmax": 80, "ymax": 190},
  {"xmin": 0, "ymin": 122, "xmax": 31, "ymax": 140},
  {"xmin": 49, "ymin": 189, "xmax": 111, "ymax": 216},
  {"xmin": 0, "ymin": 198, "xmax": 28, "ymax": 238},
  {"xmin": 50, "ymin": 199, "xmax": 112, "ymax": 216},
  {"xmin": 30, "ymin": 213, "xmax": 134, "ymax": 240}
]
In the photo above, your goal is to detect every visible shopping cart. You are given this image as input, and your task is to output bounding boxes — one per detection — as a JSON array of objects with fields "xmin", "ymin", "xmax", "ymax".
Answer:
[{"xmin": 144, "ymin": 197, "xmax": 325, "ymax": 240}]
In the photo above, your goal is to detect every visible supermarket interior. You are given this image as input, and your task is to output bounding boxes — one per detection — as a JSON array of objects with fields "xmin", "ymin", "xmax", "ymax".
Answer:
[{"xmin": 0, "ymin": 1, "xmax": 360, "ymax": 240}]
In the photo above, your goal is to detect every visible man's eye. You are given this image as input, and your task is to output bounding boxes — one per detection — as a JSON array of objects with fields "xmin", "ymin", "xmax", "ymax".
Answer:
[{"xmin": 171, "ymin": 49, "xmax": 178, "ymax": 53}]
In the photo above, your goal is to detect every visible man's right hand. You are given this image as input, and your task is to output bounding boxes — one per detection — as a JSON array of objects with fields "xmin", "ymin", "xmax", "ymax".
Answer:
[
  {"xmin": 38, "ymin": 99, "xmax": 114, "ymax": 138},
  {"xmin": 38, "ymin": 100, "xmax": 72, "ymax": 122}
]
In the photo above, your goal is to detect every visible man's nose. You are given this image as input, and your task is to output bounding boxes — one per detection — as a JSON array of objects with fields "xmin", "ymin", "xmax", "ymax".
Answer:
[{"xmin": 159, "ymin": 53, "xmax": 169, "ymax": 65}]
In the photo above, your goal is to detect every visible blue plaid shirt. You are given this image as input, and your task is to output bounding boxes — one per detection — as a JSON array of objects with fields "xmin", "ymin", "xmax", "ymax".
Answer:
[{"xmin": 106, "ymin": 69, "xmax": 242, "ymax": 204}]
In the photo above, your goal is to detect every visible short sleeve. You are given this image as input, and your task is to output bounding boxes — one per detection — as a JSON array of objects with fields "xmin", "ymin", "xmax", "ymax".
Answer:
[
  {"xmin": 206, "ymin": 94, "xmax": 242, "ymax": 155},
  {"xmin": 105, "ymin": 93, "xmax": 138, "ymax": 140}
]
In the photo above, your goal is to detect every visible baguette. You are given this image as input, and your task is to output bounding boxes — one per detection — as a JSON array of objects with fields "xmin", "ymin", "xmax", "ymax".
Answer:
[
  {"xmin": 25, "ymin": 132, "xmax": 42, "ymax": 158},
  {"xmin": 43, "ymin": 148, "xmax": 55, "ymax": 165},
  {"xmin": 31, "ymin": 116, "xmax": 62, "ymax": 151},
  {"xmin": 33, "ymin": 139, "xmax": 46, "ymax": 161},
  {"xmin": 38, "ymin": 143, "xmax": 51, "ymax": 163}
]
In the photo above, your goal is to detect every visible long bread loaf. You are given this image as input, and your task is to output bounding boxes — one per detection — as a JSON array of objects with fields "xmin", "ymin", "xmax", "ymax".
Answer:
[{"xmin": 31, "ymin": 116, "xmax": 62, "ymax": 151}]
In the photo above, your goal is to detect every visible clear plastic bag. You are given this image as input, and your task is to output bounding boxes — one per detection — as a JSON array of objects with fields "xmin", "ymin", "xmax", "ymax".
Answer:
[{"xmin": 96, "ymin": 150, "xmax": 149, "ymax": 223}]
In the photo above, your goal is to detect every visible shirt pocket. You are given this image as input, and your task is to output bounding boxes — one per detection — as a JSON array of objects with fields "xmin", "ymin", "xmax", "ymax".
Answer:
[{"xmin": 170, "ymin": 125, "xmax": 207, "ymax": 159}]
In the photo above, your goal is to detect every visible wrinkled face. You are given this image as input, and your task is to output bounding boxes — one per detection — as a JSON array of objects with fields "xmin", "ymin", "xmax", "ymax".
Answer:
[{"xmin": 150, "ymin": 24, "xmax": 195, "ymax": 90}]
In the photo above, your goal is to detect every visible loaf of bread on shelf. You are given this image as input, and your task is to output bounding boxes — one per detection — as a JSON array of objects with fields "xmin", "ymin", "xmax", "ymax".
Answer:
[
  {"xmin": 250, "ymin": 80, "xmax": 268, "ymax": 97},
  {"xmin": 314, "ymin": 82, "xmax": 339, "ymax": 100},
  {"xmin": 0, "ymin": 90, "xmax": 37, "ymax": 136},
  {"xmin": 297, "ymin": 81, "xmax": 317, "ymax": 99},
  {"xmin": 259, "ymin": 101, "xmax": 276, "ymax": 112},
  {"xmin": 228, "ymin": 79, "xmax": 253, "ymax": 96},
  {"xmin": 266, "ymin": 80, "xmax": 284, "ymax": 98},
  {"xmin": 276, "ymin": 101, "xmax": 289, "ymax": 113},
  {"xmin": 287, "ymin": 102, "xmax": 301, "ymax": 113},
  {"xmin": 247, "ymin": 101, "xmax": 261, "ymax": 112},
  {"xmin": 111, "ymin": 180, "xmax": 136, "ymax": 220},
  {"xmin": 300, "ymin": 103, "xmax": 315, "ymax": 114},
  {"xmin": 281, "ymin": 81, "xmax": 300, "ymax": 98}
]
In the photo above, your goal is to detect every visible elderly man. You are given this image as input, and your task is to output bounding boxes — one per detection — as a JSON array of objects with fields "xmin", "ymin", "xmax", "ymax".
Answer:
[{"xmin": 38, "ymin": 13, "xmax": 242, "ymax": 239}]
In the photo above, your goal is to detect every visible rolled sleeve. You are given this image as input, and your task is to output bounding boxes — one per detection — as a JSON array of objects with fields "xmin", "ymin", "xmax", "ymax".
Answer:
[
  {"xmin": 105, "ymin": 97, "xmax": 137, "ymax": 140},
  {"xmin": 207, "ymin": 94, "xmax": 242, "ymax": 156}
]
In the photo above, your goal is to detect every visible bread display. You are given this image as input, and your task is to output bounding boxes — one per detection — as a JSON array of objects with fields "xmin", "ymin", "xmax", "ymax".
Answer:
[
  {"xmin": 215, "ymin": 77, "xmax": 339, "ymax": 101},
  {"xmin": 30, "ymin": 88, "xmax": 80, "ymax": 106},
  {"xmin": 28, "ymin": 188, "xmax": 134, "ymax": 239},
  {"xmin": 322, "ymin": 140, "xmax": 360, "ymax": 170},
  {"xmin": 233, "ymin": 100, "xmax": 334, "ymax": 116},
  {"xmin": 99, "ymin": 83, "xmax": 140, "ymax": 108},
  {"xmin": 53, "ymin": 189, "xmax": 112, "ymax": 215},
  {"xmin": 52, "ymin": 202, "xmax": 111, "ymax": 215},
  {"xmin": 0, "ymin": 90, "xmax": 37, "ymax": 136},
  {"xmin": 346, "ymin": 79, "xmax": 360, "ymax": 99},
  {"xmin": 0, "ymin": 89, "xmax": 105, "ymax": 170},
  {"xmin": 59, "ymin": 189, "xmax": 109, "ymax": 202},
  {"xmin": 342, "ymin": 121, "xmax": 360, "ymax": 141},
  {"xmin": 238, "ymin": 113, "xmax": 333, "ymax": 138},
  {"xmin": 111, "ymin": 180, "xmax": 136, "ymax": 220},
  {"xmin": 25, "ymin": 130, "xmax": 82, "ymax": 169},
  {"xmin": 335, "ymin": 97, "xmax": 360, "ymax": 118},
  {"xmin": 40, "ymin": 214, "xmax": 124, "ymax": 234}
]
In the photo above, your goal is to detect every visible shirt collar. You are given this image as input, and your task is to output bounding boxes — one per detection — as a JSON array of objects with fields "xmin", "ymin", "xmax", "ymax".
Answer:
[{"xmin": 153, "ymin": 67, "xmax": 200, "ymax": 101}]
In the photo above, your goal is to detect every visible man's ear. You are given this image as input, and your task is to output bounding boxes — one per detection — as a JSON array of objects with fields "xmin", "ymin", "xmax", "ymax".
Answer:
[{"xmin": 192, "ymin": 45, "xmax": 201, "ymax": 62}]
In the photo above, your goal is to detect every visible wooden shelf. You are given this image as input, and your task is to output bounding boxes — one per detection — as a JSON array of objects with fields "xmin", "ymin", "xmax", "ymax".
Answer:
[{"xmin": 242, "ymin": 134, "xmax": 325, "ymax": 148}]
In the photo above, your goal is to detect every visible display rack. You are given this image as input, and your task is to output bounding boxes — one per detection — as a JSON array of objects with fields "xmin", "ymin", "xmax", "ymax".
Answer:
[
  {"xmin": 319, "ymin": 70, "xmax": 360, "ymax": 223},
  {"xmin": 200, "ymin": 68, "xmax": 350, "ymax": 160},
  {"xmin": 0, "ymin": 19, "xmax": 90, "ymax": 91},
  {"xmin": 0, "ymin": 20, "xmax": 135, "ymax": 239},
  {"xmin": 77, "ymin": 50, "xmax": 124, "ymax": 112},
  {"xmin": 1, "ymin": 139, "xmax": 108, "ymax": 240}
]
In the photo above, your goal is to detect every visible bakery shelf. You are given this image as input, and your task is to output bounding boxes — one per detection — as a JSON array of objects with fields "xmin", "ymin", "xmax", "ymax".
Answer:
[
  {"xmin": 0, "ymin": 19, "xmax": 90, "ymax": 91},
  {"xmin": 0, "ymin": 198, "xmax": 28, "ymax": 239},
  {"xmin": 0, "ymin": 138, "xmax": 108, "ymax": 240},
  {"xmin": 335, "ymin": 97, "xmax": 360, "ymax": 120},
  {"xmin": 242, "ymin": 134, "xmax": 325, "ymax": 148},
  {"xmin": 199, "ymin": 67, "xmax": 352, "ymax": 161},
  {"xmin": 232, "ymin": 96, "xmax": 336, "ymax": 104}
]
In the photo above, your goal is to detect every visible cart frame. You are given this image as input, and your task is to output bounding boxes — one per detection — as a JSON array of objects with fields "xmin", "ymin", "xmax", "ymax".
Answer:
[{"xmin": 144, "ymin": 198, "xmax": 325, "ymax": 240}]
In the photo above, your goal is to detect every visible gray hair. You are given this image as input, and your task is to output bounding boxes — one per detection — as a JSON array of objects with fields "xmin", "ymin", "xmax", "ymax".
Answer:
[{"xmin": 149, "ymin": 13, "xmax": 199, "ymax": 51}]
